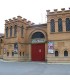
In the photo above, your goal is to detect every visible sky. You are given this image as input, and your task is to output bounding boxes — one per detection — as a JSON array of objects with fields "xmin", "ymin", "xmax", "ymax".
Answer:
[{"xmin": 0, "ymin": 0, "xmax": 70, "ymax": 33}]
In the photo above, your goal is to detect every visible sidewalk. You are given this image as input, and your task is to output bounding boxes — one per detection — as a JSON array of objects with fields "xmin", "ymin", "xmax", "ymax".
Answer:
[
  {"xmin": 0, "ymin": 59, "xmax": 70, "ymax": 64},
  {"xmin": 0, "ymin": 59, "xmax": 16, "ymax": 62}
]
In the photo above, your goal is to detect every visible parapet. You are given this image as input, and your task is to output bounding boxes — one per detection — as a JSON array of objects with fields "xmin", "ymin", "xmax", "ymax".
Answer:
[
  {"xmin": 27, "ymin": 21, "xmax": 32, "ymax": 25},
  {"xmin": 61, "ymin": 8, "xmax": 65, "ymax": 11},
  {"xmin": 9, "ymin": 19, "xmax": 13, "ymax": 23},
  {"xmin": 5, "ymin": 16, "xmax": 34, "ymax": 26},
  {"xmin": 31, "ymin": 22, "xmax": 35, "ymax": 25},
  {"xmin": 22, "ymin": 18, "xmax": 27, "ymax": 24},
  {"xmin": 54, "ymin": 9, "xmax": 58, "ymax": 12},
  {"xmin": 9, "ymin": 19, "xmax": 12, "ymax": 21},
  {"xmin": 46, "ymin": 7, "xmax": 70, "ymax": 15},
  {"xmin": 69, "ymin": 7, "xmax": 70, "ymax": 10},
  {"xmin": 13, "ymin": 17, "xmax": 16, "ymax": 20},
  {"xmin": 5, "ymin": 20, "xmax": 9, "ymax": 24},
  {"xmin": 5, "ymin": 20, "xmax": 8, "ymax": 23},
  {"xmin": 46, "ymin": 10, "xmax": 50, "ymax": 15},
  {"xmin": 17, "ymin": 16, "xmax": 22, "ymax": 20}
]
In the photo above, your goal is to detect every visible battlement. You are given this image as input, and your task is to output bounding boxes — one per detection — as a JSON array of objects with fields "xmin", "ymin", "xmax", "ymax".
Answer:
[
  {"xmin": 46, "ymin": 7, "xmax": 70, "ymax": 15},
  {"xmin": 5, "ymin": 16, "xmax": 34, "ymax": 25}
]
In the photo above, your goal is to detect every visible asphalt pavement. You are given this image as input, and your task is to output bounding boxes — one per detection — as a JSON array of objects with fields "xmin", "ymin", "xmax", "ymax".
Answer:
[{"xmin": 0, "ymin": 60, "xmax": 70, "ymax": 75}]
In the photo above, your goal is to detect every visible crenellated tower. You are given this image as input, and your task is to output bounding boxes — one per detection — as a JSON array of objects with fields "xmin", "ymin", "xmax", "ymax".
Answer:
[
  {"xmin": 3, "ymin": 16, "xmax": 34, "ymax": 61},
  {"xmin": 46, "ymin": 8, "xmax": 70, "ymax": 62}
]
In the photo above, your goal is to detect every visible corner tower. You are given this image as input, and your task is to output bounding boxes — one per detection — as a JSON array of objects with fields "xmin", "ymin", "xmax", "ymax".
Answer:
[
  {"xmin": 46, "ymin": 8, "xmax": 70, "ymax": 62},
  {"xmin": 3, "ymin": 16, "xmax": 33, "ymax": 61}
]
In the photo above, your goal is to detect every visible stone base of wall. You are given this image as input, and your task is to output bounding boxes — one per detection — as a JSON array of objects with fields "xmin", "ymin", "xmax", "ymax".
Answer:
[
  {"xmin": 47, "ymin": 57, "xmax": 70, "ymax": 63},
  {"xmin": 3, "ymin": 55, "xmax": 70, "ymax": 63},
  {"xmin": 3, "ymin": 55, "xmax": 29, "ymax": 62},
  {"xmin": 3, "ymin": 57, "xmax": 30, "ymax": 61},
  {"xmin": 0, "ymin": 55, "xmax": 3, "ymax": 59}
]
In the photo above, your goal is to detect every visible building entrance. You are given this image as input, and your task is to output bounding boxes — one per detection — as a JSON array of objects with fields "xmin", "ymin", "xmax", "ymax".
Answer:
[
  {"xmin": 31, "ymin": 43, "xmax": 45, "ymax": 61},
  {"xmin": 31, "ymin": 32, "xmax": 45, "ymax": 61}
]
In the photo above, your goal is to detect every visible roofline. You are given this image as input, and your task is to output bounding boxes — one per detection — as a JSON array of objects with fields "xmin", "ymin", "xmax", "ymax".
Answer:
[{"xmin": 27, "ymin": 23, "xmax": 47, "ymax": 28}]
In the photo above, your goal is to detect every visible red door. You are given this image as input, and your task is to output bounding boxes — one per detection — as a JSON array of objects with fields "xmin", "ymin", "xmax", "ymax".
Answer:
[{"xmin": 31, "ymin": 44, "xmax": 45, "ymax": 61}]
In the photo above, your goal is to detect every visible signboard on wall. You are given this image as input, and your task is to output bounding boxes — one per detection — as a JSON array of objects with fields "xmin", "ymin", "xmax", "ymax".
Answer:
[
  {"xmin": 48, "ymin": 42, "xmax": 54, "ymax": 53},
  {"xmin": 32, "ymin": 38, "xmax": 45, "ymax": 43},
  {"xmin": 14, "ymin": 43, "xmax": 18, "ymax": 54},
  {"xmin": 3, "ymin": 48, "xmax": 6, "ymax": 54}
]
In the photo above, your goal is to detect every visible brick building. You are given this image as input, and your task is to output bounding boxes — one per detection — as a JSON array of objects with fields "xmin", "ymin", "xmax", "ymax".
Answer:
[{"xmin": 0, "ymin": 8, "xmax": 70, "ymax": 62}]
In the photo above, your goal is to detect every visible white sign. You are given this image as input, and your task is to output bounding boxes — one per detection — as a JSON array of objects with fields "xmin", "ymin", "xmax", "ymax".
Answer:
[
  {"xmin": 3, "ymin": 48, "xmax": 6, "ymax": 53},
  {"xmin": 32, "ymin": 38, "xmax": 45, "ymax": 43},
  {"xmin": 48, "ymin": 42, "xmax": 54, "ymax": 53},
  {"xmin": 14, "ymin": 49, "xmax": 18, "ymax": 52}
]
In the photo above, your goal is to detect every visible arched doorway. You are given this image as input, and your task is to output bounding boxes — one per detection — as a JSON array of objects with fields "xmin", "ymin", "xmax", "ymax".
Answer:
[{"xmin": 31, "ymin": 32, "xmax": 45, "ymax": 61}]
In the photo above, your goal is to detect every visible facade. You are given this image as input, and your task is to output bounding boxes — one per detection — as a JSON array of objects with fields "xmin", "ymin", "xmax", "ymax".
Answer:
[
  {"xmin": 0, "ymin": 8, "xmax": 70, "ymax": 62},
  {"xmin": 0, "ymin": 33, "xmax": 4, "ymax": 58}
]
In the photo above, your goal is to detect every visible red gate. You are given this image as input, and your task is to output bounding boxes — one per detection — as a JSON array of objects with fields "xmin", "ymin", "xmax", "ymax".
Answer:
[{"xmin": 31, "ymin": 44, "xmax": 45, "ymax": 61}]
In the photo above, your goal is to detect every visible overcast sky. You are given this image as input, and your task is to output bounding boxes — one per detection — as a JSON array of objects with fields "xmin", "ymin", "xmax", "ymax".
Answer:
[{"xmin": 0, "ymin": 0, "xmax": 70, "ymax": 33}]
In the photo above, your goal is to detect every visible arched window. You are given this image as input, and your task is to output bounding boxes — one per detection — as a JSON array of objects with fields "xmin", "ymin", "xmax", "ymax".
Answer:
[
  {"xmin": 55, "ymin": 51, "xmax": 58, "ymax": 56},
  {"xmin": 6, "ymin": 27, "xmax": 8, "ymax": 37},
  {"xmin": 21, "ymin": 26, "xmax": 24, "ymax": 37},
  {"xmin": 64, "ymin": 50, "xmax": 68, "ymax": 56},
  {"xmin": 50, "ymin": 19, "xmax": 55, "ymax": 32},
  {"xmin": 20, "ymin": 52, "xmax": 21, "ymax": 56},
  {"xmin": 7, "ymin": 52, "xmax": 9, "ymax": 56},
  {"xmin": 14, "ymin": 25, "xmax": 17, "ymax": 37},
  {"xmin": 58, "ymin": 18, "xmax": 63, "ymax": 32},
  {"xmin": 12, "ymin": 52, "xmax": 14, "ymax": 56},
  {"xmin": 1, "ymin": 39, "xmax": 2, "ymax": 43},
  {"xmin": 23, "ymin": 52, "xmax": 24, "ymax": 56},
  {"xmin": 31, "ymin": 32, "xmax": 45, "ymax": 39},
  {"xmin": 10, "ymin": 26, "xmax": 12, "ymax": 37},
  {"xmin": 66, "ymin": 18, "xmax": 70, "ymax": 31},
  {"xmin": 14, "ymin": 43, "xmax": 18, "ymax": 51}
]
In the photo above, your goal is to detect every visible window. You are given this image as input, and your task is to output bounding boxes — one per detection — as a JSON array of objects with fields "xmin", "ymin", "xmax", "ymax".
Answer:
[
  {"xmin": 14, "ymin": 43, "xmax": 18, "ymax": 54},
  {"xmin": 64, "ymin": 50, "xmax": 68, "ymax": 56},
  {"xmin": 31, "ymin": 32, "xmax": 45, "ymax": 39},
  {"xmin": 10, "ymin": 26, "xmax": 12, "ymax": 37},
  {"xmin": 50, "ymin": 19, "xmax": 55, "ymax": 32},
  {"xmin": 14, "ymin": 25, "xmax": 17, "ymax": 37},
  {"xmin": 1, "ymin": 39, "xmax": 2, "ymax": 43},
  {"xmin": 7, "ymin": 52, "xmax": 9, "ymax": 56},
  {"xmin": 6, "ymin": 27, "xmax": 8, "ymax": 37},
  {"xmin": 55, "ymin": 51, "xmax": 58, "ymax": 56},
  {"xmin": 20, "ymin": 52, "xmax": 21, "ymax": 56},
  {"xmin": 14, "ymin": 43, "xmax": 18, "ymax": 50},
  {"xmin": 66, "ymin": 18, "xmax": 70, "ymax": 31},
  {"xmin": 21, "ymin": 26, "xmax": 24, "ymax": 37},
  {"xmin": 23, "ymin": 52, "xmax": 24, "ymax": 56},
  {"xmin": 12, "ymin": 52, "xmax": 14, "ymax": 56},
  {"xmin": 58, "ymin": 18, "xmax": 63, "ymax": 32}
]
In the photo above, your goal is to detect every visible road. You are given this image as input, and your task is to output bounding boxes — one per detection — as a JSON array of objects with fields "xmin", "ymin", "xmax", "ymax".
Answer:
[{"xmin": 0, "ymin": 60, "xmax": 70, "ymax": 75}]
